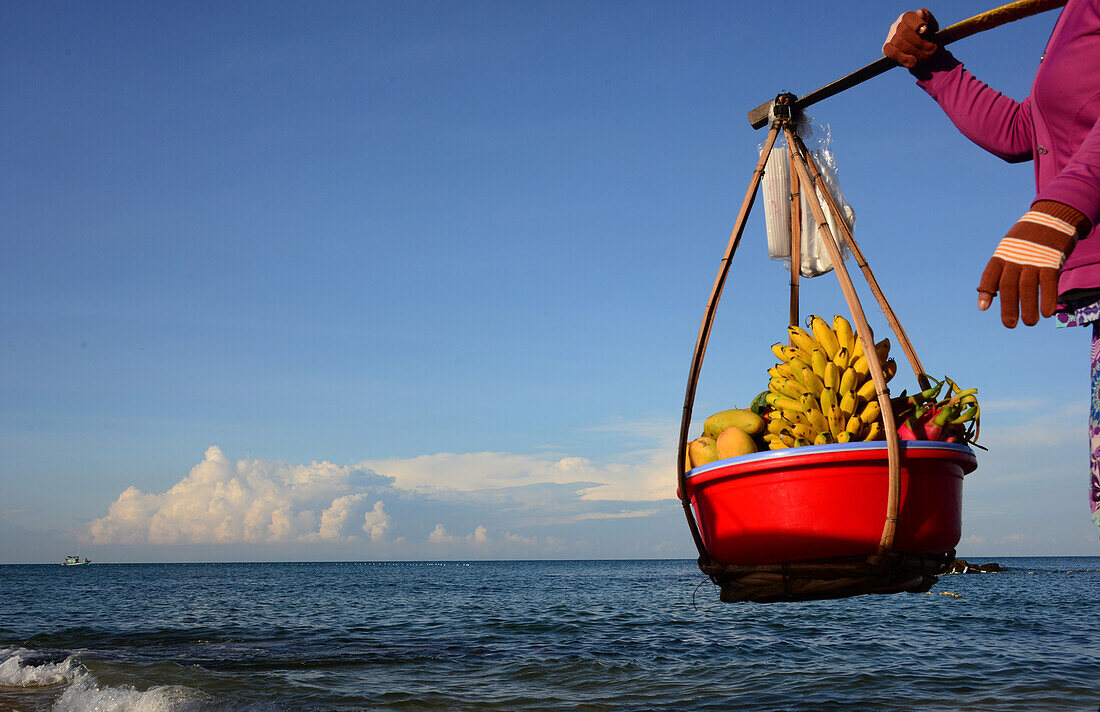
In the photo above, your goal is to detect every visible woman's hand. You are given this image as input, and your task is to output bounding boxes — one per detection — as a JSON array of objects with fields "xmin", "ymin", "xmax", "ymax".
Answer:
[{"xmin": 883, "ymin": 9, "xmax": 940, "ymax": 68}]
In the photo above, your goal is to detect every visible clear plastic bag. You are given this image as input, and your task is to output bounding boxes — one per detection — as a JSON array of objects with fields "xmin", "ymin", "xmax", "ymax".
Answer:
[{"xmin": 760, "ymin": 122, "xmax": 854, "ymax": 278}]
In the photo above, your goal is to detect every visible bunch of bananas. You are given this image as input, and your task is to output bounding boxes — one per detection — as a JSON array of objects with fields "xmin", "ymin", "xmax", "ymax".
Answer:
[{"xmin": 762, "ymin": 315, "xmax": 896, "ymax": 450}]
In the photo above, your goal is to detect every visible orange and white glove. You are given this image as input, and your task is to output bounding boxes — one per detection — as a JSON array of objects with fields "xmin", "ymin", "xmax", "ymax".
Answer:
[
  {"xmin": 882, "ymin": 9, "xmax": 940, "ymax": 68},
  {"xmin": 978, "ymin": 200, "xmax": 1092, "ymax": 328}
]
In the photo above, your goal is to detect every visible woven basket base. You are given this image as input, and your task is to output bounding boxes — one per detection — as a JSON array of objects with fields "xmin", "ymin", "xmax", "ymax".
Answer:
[{"xmin": 699, "ymin": 550, "xmax": 954, "ymax": 603}]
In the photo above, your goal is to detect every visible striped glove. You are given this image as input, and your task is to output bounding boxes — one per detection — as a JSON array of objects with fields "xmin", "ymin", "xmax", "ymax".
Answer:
[{"xmin": 977, "ymin": 200, "xmax": 1092, "ymax": 328}]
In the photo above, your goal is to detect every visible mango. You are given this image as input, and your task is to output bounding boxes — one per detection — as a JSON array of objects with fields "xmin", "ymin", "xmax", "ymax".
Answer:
[
  {"xmin": 703, "ymin": 408, "xmax": 765, "ymax": 439},
  {"xmin": 688, "ymin": 436, "xmax": 719, "ymax": 468},
  {"xmin": 716, "ymin": 426, "xmax": 757, "ymax": 459}
]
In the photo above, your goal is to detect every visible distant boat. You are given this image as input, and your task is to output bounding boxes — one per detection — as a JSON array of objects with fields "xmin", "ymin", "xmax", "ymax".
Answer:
[{"xmin": 62, "ymin": 555, "xmax": 90, "ymax": 566}]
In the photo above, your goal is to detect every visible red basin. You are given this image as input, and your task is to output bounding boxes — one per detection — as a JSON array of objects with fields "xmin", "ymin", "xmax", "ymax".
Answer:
[{"xmin": 683, "ymin": 441, "xmax": 976, "ymax": 565}]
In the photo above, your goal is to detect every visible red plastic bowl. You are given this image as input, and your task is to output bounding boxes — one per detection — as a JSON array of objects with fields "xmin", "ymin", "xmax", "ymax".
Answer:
[{"xmin": 683, "ymin": 441, "xmax": 976, "ymax": 565}]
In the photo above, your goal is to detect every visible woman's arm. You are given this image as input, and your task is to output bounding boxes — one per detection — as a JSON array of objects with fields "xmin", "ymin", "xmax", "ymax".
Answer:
[{"xmin": 914, "ymin": 49, "xmax": 1035, "ymax": 163}]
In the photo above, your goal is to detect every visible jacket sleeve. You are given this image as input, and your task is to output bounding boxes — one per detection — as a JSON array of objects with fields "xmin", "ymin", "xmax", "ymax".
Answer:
[
  {"xmin": 913, "ymin": 50, "xmax": 1035, "ymax": 164},
  {"xmin": 1036, "ymin": 113, "xmax": 1100, "ymax": 226}
]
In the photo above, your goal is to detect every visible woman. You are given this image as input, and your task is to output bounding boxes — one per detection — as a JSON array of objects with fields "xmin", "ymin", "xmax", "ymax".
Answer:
[{"xmin": 883, "ymin": 1, "xmax": 1100, "ymax": 532}]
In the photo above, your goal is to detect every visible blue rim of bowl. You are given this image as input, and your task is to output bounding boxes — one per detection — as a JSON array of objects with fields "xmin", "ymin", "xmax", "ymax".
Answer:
[{"xmin": 685, "ymin": 440, "xmax": 976, "ymax": 480}]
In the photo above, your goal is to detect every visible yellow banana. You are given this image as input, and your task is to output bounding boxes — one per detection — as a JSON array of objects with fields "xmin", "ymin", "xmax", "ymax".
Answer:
[
  {"xmin": 806, "ymin": 371, "xmax": 826, "ymax": 397},
  {"xmin": 788, "ymin": 325, "xmax": 818, "ymax": 355},
  {"xmin": 771, "ymin": 343, "xmax": 796, "ymax": 363},
  {"xmin": 875, "ymin": 338, "xmax": 891, "ymax": 364},
  {"xmin": 769, "ymin": 440, "xmax": 791, "ymax": 450},
  {"xmin": 773, "ymin": 377, "xmax": 808, "ymax": 400},
  {"xmin": 788, "ymin": 358, "xmax": 812, "ymax": 388},
  {"xmin": 863, "ymin": 421, "xmax": 883, "ymax": 441},
  {"xmin": 767, "ymin": 418, "xmax": 790, "ymax": 435},
  {"xmin": 856, "ymin": 379, "xmax": 877, "ymax": 401},
  {"xmin": 806, "ymin": 408, "xmax": 830, "ymax": 435},
  {"xmin": 851, "ymin": 355, "xmax": 870, "ymax": 380},
  {"xmin": 839, "ymin": 391, "xmax": 857, "ymax": 419},
  {"xmin": 809, "ymin": 315, "xmax": 840, "ymax": 359},
  {"xmin": 833, "ymin": 346, "xmax": 851, "ymax": 370},
  {"xmin": 799, "ymin": 392, "xmax": 819, "ymax": 414},
  {"xmin": 792, "ymin": 423, "xmax": 815, "ymax": 440},
  {"xmin": 836, "ymin": 431, "xmax": 853, "ymax": 444},
  {"xmin": 813, "ymin": 431, "xmax": 832, "ymax": 446},
  {"xmin": 827, "ymin": 405, "xmax": 845, "ymax": 438},
  {"xmin": 883, "ymin": 358, "xmax": 898, "ymax": 382},
  {"xmin": 819, "ymin": 387, "xmax": 837, "ymax": 413},
  {"xmin": 851, "ymin": 333, "xmax": 866, "ymax": 362},
  {"xmin": 859, "ymin": 399, "xmax": 881, "ymax": 425},
  {"xmin": 774, "ymin": 395, "xmax": 805, "ymax": 413},
  {"xmin": 845, "ymin": 414, "xmax": 863, "ymax": 435},
  {"xmin": 824, "ymin": 362, "xmax": 839, "ymax": 392},
  {"xmin": 793, "ymin": 437, "xmax": 810, "ymax": 448},
  {"xmin": 811, "ymin": 348, "xmax": 829, "ymax": 380},
  {"xmin": 832, "ymin": 315, "xmax": 855, "ymax": 353},
  {"xmin": 794, "ymin": 361, "xmax": 825, "ymax": 396},
  {"xmin": 788, "ymin": 410, "xmax": 812, "ymax": 428},
  {"xmin": 839, "ymin": 367, "xmax": 857, "ymax": 398}
]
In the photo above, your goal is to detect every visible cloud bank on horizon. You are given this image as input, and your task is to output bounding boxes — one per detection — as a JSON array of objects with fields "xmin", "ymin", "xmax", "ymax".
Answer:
[
  {"xmin": 88, "ymin": 446, "xmax": 395, "ymax": 546},
  {"xmin": 86, "ymin": 439, "xmax": 682, "ymax": 558}
]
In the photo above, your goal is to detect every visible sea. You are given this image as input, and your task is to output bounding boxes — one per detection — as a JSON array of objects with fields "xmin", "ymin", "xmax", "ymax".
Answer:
[{"xmin": 0, "ymin": 558, "xmax": 1097, "ymax": 712}]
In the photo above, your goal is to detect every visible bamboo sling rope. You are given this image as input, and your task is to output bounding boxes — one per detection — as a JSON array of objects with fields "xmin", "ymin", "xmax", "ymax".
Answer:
[
  {"xmin": 676, "ymin": 123, "xmax": 781, "ymax": 559},
  {"xmin": 792, "ymin": 134, "xmax": 931, "ymax": 393},
  {"xmin": 788, "ymin": 148, "xmax": 802, "ymax": 329},
  {"xmin": 783, "ymin": 125, "xmax": 903, "ymax": 557}
]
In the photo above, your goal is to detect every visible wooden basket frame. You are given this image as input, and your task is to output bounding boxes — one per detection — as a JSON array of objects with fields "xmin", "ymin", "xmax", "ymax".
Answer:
[{"xmin": 677, "ymin": 99, "xmax": 943, "ymax": 602}]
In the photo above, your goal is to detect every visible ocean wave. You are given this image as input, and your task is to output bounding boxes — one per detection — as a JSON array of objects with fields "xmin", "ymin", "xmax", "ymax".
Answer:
[
  {"xmin": 0, "ymin": 648, "xmax": 78, "ymax": 688},
  {"xmin": 52, "ymin": 678, "xmax": 212, "ymax": 712},
  {"xmin": 0, "ymin": 649, "xmax": 219, "ymax": 712}
]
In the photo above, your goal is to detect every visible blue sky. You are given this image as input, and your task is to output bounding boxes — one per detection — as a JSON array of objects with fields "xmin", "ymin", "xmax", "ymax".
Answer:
[{"xmin": 2, "ymin": 1, "xmax": 1097, "ymax": 563}]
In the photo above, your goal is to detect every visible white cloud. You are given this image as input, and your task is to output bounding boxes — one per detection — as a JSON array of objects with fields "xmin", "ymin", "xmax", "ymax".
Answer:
[
  {"xmin": 362, "ymin": 501, "xmax": 389, "ymax": 542},
  {"xmin": 428, "ymin": 523, "xmax": 489, "ymax": 546},
  {"xmin": 88, "ymin": 446, "xmax": 390, "ymax": 546},
  {"xmin": 360, "ymin": 447, "xmax": 675, "ymax": 502},
  {"xmin": 574, "ymin": 509, "xmax": 661, "ymax": 521}
]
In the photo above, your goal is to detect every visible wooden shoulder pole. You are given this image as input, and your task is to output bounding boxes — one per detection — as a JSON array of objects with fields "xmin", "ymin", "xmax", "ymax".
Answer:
[{"xmin": 748, "ymin": 0, "xmax": 1067, "ymax": 128}]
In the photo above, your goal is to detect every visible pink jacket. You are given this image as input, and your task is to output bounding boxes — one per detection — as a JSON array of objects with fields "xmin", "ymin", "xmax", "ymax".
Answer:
[{"xmin": 913, "ymin": 0, "xmax": 1100, "ymax": 295}]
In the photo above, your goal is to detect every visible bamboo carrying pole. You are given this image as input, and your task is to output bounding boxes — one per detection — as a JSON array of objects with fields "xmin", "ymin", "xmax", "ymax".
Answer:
[{"xmin": 747, "ymin": 0, "xmax": 1068, "ymax": 129}]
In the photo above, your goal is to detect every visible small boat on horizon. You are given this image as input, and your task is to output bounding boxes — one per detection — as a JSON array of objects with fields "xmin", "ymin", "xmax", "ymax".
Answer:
[{"xmin": 62, "ymin": 555, "xmax": 91, "ymax": 566}]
